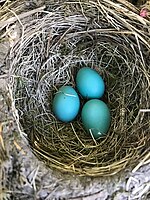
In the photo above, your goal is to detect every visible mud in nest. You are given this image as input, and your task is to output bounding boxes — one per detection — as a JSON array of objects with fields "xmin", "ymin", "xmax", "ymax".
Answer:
[{"xmin": 9, "ymin": 0, "xmax": 150, "ymax": 176}]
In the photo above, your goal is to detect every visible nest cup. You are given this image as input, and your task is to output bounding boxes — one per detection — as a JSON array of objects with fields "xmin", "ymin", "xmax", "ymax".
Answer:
[{"xmin": 9, "ymin": 0, "xmax": 150, "ymax": 176}]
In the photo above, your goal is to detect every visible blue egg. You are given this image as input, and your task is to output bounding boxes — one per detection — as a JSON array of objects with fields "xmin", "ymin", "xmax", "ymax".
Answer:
[
  {"xmin": 81, "ymin": 99, "xmax": 111, "ymax": 139},
  {"xmin": 53, "ymin": 86, "xmax": 80, "ymax": 122},
  {"xmin": 76, "ymin": 67, "xmax": 105, "ymax": 99}
]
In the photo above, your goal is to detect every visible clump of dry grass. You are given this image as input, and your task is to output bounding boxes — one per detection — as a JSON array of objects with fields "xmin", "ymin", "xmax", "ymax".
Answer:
[{"xmin": 8, "ymin": 0, "xmax": 150, "ymax": 176}]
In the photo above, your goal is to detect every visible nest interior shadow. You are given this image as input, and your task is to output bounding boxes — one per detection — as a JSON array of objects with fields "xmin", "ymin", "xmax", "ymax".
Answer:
[{"xmin": 9, "ymin": 0, "xmax": 150, "ymax": 176}]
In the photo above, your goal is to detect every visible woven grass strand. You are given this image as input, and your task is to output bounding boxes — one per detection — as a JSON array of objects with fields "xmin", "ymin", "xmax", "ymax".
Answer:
[{"xmin": 8, "ymin": 0, "xmax": 150, "ymax": 176}]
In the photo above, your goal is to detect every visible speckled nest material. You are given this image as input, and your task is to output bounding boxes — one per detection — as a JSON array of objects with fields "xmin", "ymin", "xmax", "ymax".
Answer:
[{"xmin": 8, "ymin": 0, "xmax": 150, "ymax": 176}]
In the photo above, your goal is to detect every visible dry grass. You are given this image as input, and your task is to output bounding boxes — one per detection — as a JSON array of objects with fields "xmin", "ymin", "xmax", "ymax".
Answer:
[{"xmin": 5, "ymin": 0, "xmax": 150, "ymax": 176}]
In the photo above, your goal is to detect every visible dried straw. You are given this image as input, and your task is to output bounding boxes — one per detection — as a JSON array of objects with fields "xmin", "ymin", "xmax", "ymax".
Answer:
[{"xmin": 7, "ymin": 0, "xmax": 150, "ymax": 176}]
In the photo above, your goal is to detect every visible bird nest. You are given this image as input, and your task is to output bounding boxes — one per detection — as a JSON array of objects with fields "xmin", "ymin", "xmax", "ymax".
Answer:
[{"xmin": 8, "ymin": 0, "xmax": 150, "ymax": 176}]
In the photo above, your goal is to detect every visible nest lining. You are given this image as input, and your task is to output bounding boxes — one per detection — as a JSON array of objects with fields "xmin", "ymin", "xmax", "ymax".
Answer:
[{"xmin": 9, "ymin": 0, "xmax": 150, "ymax": 176}]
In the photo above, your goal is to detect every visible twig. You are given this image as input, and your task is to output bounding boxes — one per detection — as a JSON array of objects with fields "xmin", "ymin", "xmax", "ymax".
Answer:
[
  {"xmin": 132, "ymin": 152, "xmax": 150, "ymax": 173},
  {"xmin": 0, "ymin": 5, "xmax": 46, "ymax": 29},
  {"xmin": 140, "ymin": 109, "xmax": 150, "ymax": 112}
]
